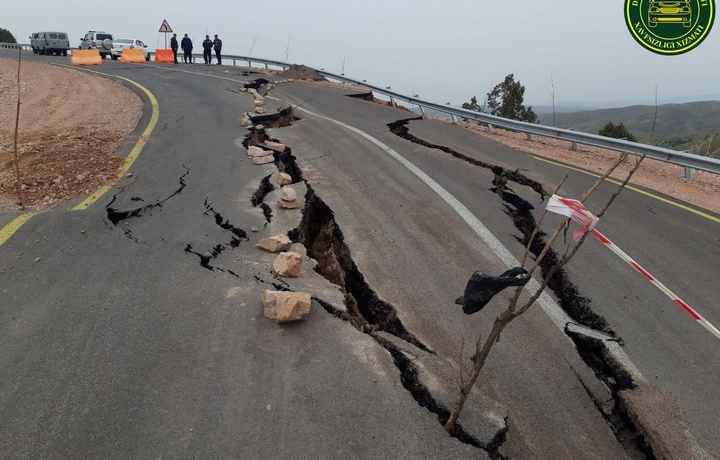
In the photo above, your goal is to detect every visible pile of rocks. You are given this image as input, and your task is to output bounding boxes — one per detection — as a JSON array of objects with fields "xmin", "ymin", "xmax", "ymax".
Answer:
[
  {"xmin": 256, "ymin": 230, "xmax": 310, "ymax": 323},
  {"xmin": 238, "ymin": 86, "xmax": 270, "ymax": 114}
]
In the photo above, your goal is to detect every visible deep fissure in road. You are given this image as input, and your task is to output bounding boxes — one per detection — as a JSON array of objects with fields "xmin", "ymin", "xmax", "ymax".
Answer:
[
  {"xmin": 249, "ymin": 107, "xmax": 500, "ymax": 453},
  {"xmin": 387, "ymin": 116, "xmax": 656, "ymax": 458},
  {"xmin": 293, "ymin": 186, "xmax": 427, "ymax": 350},
  {"xmin": 388, "ymin": 117, "xmax": 547, "ymax": 197},
  {"xmin": 290, "ymin": 185, "xmax": 505, "ymax": 454}
]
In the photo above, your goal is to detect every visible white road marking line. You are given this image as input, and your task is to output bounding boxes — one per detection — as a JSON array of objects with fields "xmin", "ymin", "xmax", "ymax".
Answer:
[{"xmin": 291, "ymin": 104, "xmax": 647, "ymax": 382}]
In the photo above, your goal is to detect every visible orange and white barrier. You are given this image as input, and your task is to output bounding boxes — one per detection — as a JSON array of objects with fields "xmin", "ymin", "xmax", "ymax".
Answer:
[
  {"xmin": 154, "ymin": 49, "xmax": 174, "ymax": 63},
  {"xmin": 546, "ymin": 194, "xmax": 720, "ymax": 340},
  {"xmin": 71, "ymin": 49, "xmax": 102, "ymax": 66},
  {"xmin": 120, "ymin": 48, "xmax": 146, "ymax": 63}
]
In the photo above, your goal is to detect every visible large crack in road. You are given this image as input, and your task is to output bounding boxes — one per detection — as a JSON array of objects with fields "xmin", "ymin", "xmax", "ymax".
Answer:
[
  {"xmin": 386, "ymin": 116, "xmax": 653, "ymax": 458},
  {"xmin": 245, "ymin": 105, "xmax": 509, "ymax": 456}
]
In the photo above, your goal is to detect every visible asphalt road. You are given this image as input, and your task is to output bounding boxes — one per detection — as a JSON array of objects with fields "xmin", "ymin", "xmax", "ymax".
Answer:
[{"xmin": 1, "ymin": 53, "xmax": 718, "ymax": 459}]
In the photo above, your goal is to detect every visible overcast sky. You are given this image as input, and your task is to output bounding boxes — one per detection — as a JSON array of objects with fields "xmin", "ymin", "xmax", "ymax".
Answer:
[{"xmin": 4, "ymin": 0, "xmax": 719, "ymax": 108}]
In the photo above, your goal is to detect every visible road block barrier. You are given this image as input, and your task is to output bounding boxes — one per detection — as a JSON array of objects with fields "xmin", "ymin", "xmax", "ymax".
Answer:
[
  {"xmin": 70, "ymin": 49, "xmax": 102, "ymax": 66},
  {"xmin": 120, "ymin": 48, "xmax": 146, "ymax": 63},
  {"xmin": 154, "ymin": 49, "xmax": 174, "ymax": 63}
]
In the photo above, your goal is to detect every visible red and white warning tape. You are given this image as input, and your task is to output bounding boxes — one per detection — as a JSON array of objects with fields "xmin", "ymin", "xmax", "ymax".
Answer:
[{"xmin": 546, "ymin": 195, "xmax": 720, "ymax": 341}]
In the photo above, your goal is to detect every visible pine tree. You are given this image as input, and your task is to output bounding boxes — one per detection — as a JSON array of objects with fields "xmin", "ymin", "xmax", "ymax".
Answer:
[
  {"xmin": 598, "ymin": 122, "xmax": 637, "ymax": 142},
  {"xmin": 0, "ymin": 28, "xmax": 17, "ymax": 43},
  {"xmin": 486, "ymin": 74, "xmax": 538, "ymax": 123}
]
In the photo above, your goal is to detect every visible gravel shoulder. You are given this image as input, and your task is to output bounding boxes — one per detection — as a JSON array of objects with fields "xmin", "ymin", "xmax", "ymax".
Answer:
[{"xmin": 0, "ymin": 58, "xmax": 141, "ymax": 211}]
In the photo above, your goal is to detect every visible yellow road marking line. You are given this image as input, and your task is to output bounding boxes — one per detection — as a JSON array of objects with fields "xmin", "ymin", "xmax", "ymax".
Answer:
[
  {"xmin": 0, "ymin": 212, "xmax": 39, "ymax": 246},
  {"xmin": 530, "ymin": 155, "xmax": 720, "ymax": 224},
  {"xmin": 0, "ymin": 67, "xmax": 159, "ymax": 246},
  {"xmin": 72, "ymin": 70, "xmax": 159, "ymax": 210}
]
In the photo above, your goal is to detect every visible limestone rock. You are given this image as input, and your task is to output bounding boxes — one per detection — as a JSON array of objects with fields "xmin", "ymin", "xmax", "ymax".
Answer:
[
  {"xmin": 276, "ymin": 172, "xmax": 292, "ymax": 186},
  {"xmin": 273, "ymin": 251, "xmax": 303, "ymax": 277},
  {"xmin": 277, "ymin": 198, "xmax": 302, "ymax": 209},
  {"xmin": 254, "ymin": 106, "xmax": 267, "ymax": 114},
  {"xmin": 240, "ymin": 117, "xmax": 251, "ymax": 127},
  {"xmin": 261, "ymin": 290, "xmax": 311, "ymax": 323},
  {"xmin": 256, "ymin": 234, "xmax": 292, "ymax": 253},
  {"xmin": 252, "ymin": 155, "xmax": 275, "ymax": 165},
  {"xmin": 248, "ymin": 145, "xmax": 273, "ymax": 157},
  {"xmin": 280, "ymin": 186, "xmax": 297, "ymax": 202},
  {"xmin": 265, "ymin": 141, "xmax": 286, "ymax": 152},
  {"xmin": 254, "ymin": 99, "xmax": 264, "ymax": 107}
]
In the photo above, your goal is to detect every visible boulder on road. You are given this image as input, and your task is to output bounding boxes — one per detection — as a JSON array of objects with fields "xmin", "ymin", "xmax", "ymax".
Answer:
[
  {"xmin": 273, "ymin": 251, "xmax": 303, "ymax": 277},
  {"xmin": 248, "ymin": 145, "xmax": 271, "ymax": 157},
  {"xmin": 280, "ymin": 186, "xmax": 297, "ymax": 202},
  {"xmin": 261, "ymin": 290, "xmax": 311, "ymax": 323},
  {"xmin": 254, "ymin": 106, "xmax": 267, "ymax": 114},
  {"xmin": 265, "ymin": 141, "xmax": 286, "ymax": 152},
  {"xmin": 276, "ymin": 172, "xmax": 292, "ymax": 186},
  {"xmin": 256, "ymin": 234, "xmax": 292, "ymax": 253},
  {"xmin": 277, "ymin": 198, "xmax": 302, "ymax": 209},
  {"xmin": 252, "ymin": 155, "xmax": 275, "ymax": 165}
]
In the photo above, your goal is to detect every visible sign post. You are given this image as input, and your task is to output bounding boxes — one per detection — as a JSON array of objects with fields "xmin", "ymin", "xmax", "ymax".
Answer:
[{"xmin": 159, "ymin": 19, "xmax": 173, "ymax": 48}]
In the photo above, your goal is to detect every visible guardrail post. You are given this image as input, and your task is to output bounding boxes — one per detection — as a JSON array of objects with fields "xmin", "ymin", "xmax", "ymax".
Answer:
[
  {"xmin": 389, "ymin": 96, "xmax": 395, "ymax": 107},
  {"xmin": 450, "ymin": 113, "xmax": 458, "ymax": 123},
  {"xmin": 265, "ymin": 63, "xmax": 268, "ymax": 69},
  {"xmin": 419, "ymin": 106, "xmax": 426, "ymax": 117},
  {"xmin": 526, "ymin": 133, "xmax": 532, "ymax": 140},
  {"xmin": 684, "ymin": 166, "xmax": 693, "ymax": 181},
  {"xmin": 487, "ymin": 123, "xmax": 495, "ymax": 133},
  {"xmin": 571, "ymin": 141, "xmax": 578, "ymax": 151}
]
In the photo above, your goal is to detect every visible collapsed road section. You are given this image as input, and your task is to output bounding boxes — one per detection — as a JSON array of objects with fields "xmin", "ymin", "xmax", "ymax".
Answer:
[{"xmin": 245, "ymin": 107, "xmax": 510, "ymax": 456}]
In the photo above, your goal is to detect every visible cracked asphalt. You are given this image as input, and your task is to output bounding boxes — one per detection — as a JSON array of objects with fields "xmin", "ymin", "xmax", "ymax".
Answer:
[{"xmin": 1, "ymin": 56, "xmax": 718, "ymax": 459}]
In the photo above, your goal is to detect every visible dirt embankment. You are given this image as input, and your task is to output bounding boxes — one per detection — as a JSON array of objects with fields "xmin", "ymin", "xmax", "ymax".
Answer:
[{"xmin": 0, "ymin": 58, "xmax": 142, "ymax": 210}]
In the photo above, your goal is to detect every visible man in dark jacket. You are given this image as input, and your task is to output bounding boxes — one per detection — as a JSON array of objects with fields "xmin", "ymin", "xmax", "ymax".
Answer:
[
  {"xmin": 213, "ymin": 34, "xmax": 222, "ymax": 65},
  {"xmin": 202, "ymin": 35, "xmax": 213, "ymax": 64},
  {"xmin": 180, "ymin": 34, "xmax": 193, "ymax": 63},
  {"xmin": 170, "ymin": 33, "xmax": 179, "ymax": 64}
]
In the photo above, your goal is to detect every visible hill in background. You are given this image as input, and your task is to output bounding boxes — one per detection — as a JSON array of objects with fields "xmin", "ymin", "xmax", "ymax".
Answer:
[{"xmin": 538, "ymin": 101, "xmax": 720, "ymax": 154}]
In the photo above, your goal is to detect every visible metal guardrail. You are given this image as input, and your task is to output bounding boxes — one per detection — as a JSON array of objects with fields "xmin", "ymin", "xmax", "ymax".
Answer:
[{"xmin": 2, "ymin": 43, "xmax": 718, "ymax": 176}]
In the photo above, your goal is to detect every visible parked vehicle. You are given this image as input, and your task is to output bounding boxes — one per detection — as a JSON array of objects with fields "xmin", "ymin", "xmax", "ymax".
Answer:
[
  {"xmin": 29, "ymin": 32, "xmax": 70, "ymax": 56},
  {"xmin": 110, "ymin": 38, "xmax": 151, "ymax": 61},
  {"xmin": 79, "ymin": 31, "xmax": 114, "ymax": 59}
]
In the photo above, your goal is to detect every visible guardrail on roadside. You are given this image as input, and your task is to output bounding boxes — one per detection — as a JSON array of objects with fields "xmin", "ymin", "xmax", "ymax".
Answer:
[
  {"xmin": 2, "ymin": 43, "xmax": 718, "ymax": 177},
  {"xmin": 198, "ymin": 53, "xmax": 720, "ymax": 178}
]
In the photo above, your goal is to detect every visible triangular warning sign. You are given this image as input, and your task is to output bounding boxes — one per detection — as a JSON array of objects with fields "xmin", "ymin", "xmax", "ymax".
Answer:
[{"xmin": 158, "ymin": 19, "xmax": 173, "ymax": 33}]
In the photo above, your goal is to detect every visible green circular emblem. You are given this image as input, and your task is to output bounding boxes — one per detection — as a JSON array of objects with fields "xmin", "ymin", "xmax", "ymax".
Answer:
[{"xmin": 625, "ymin": 0, "xmax": 715, "ymax": 54}]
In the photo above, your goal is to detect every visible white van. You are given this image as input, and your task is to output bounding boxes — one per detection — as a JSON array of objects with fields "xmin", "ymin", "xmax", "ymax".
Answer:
[{"xmin": 29, "ymin": 32, "xmax": 70, "ymax": 56}]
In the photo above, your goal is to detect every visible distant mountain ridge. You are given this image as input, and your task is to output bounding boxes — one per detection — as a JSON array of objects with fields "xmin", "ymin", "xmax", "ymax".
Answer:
[{"xmin": 537, "ymin": 100, "xmax": 720, "ymax": 152}]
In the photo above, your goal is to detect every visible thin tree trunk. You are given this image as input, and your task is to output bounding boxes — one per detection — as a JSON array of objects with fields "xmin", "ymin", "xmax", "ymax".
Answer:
[{"xmin": 13, "ymin": 46, "xmax": 25, "ymax": 210}]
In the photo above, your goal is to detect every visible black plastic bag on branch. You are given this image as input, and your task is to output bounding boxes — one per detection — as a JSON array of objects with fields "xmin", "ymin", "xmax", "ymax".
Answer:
[{"xmin": 455, "ymin": 267, "xmax": 530, "ymax": 314}]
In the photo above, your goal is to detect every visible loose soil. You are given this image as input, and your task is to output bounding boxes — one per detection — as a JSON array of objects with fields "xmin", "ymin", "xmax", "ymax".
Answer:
[
  {"xmin": 278, "ymin": 64, "xmax": 326, "ymax": 81},
  {"xmin": 0, "ymin": 58, "xmax": 142, "ymax": 210}
]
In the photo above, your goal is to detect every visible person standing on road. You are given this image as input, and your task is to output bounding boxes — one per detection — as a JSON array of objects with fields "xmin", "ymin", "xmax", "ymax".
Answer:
[
  {"xmin": 170, "ymin": 33, "xmax": 179, "ymax": 64},
  {"xmin": 202, "ymin": 35, "xmax": 213, "ymax": 64},
  {"xmin": 213, "ymin": 34, "xmax": 222, "ymax": 65},
  {"xmin": 181, "ymin": 34, "xmax": 193, "ymax": 63}
]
